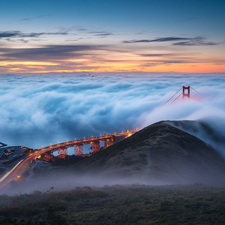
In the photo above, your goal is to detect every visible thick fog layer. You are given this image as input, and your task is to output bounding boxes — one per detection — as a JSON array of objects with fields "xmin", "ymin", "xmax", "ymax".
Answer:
[{"xmin": 0, "ymin": 73, "xmax": 225, "ymax": 152}]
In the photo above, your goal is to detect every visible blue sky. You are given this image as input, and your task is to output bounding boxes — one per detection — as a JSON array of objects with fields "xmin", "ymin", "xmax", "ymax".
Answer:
[
  {"xmin": 2, "ymin": 0, "xmax": 224, "ymax": 35},
  {"xmin": 0, "ymin": 0, "xmax": 225, "ymax": 73}
]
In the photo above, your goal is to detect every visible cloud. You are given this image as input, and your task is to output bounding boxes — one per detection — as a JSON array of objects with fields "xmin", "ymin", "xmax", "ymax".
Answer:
[
  {"xmin": 173, "ymin": 40, "xmax": 217, "ymax": 46},
  {"xmin": 89, "ymin": 31, "xmax": 113, "ymax": 37},
  {"xmin": 176, "ymin": 17, "xmax": 200, "ymax": 22},
  {"xmin": 75, "ymin": 28, "xmax": 113, "ymax": 38},
  {"xmin": 0, "ymin": 31, "xmax": 21, "ymax": 38},
  {"xmin": 123, "ymin": 36, "xmax": 219, "ymax": 46},
  {"xmin": 77, "ymin": 28, "xmax": 87, "ymax": 32},
  {"xmin": 0, "ymin": 74, "xmax": 225, "ymax": 155},
  {"xmin": 123, "ymin": 37, "xmax": 190, "ymax": 43},
  {"xmin": 0, "ymin": 44, "xmax": 105, "ymax": 61},
  {"xmin": 0, "ymin": 31, "xmax": 68, "ymax": 39},
  {"xmin": 140, "ymin": 54, "xmax": 175, "ymax": 57},
  {"xmin": 19, "ymin": 14, "xmax": 52, "ymax": 21},
  {"xmin": 140, "ymin": 60, "xmax": 186, "ymax": 67},
  {"xmin": 0, "ymin": 28, "xmax": 112, "ymax": 45}
]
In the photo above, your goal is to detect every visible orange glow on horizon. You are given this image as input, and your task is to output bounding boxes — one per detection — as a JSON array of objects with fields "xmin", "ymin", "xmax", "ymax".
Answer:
[
  {"xmin": 0, "ymin": 60, "xmax": 224, "ymax": 74},
  {"xmin": 0, "ymin": 61, "xmax": 58, "ymax": 66}
]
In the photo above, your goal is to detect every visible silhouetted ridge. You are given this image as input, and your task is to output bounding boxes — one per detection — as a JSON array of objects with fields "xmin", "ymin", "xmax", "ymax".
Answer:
[{"xmin": 68, "ymin": 121, "xmax": 225, "ymax": 185}]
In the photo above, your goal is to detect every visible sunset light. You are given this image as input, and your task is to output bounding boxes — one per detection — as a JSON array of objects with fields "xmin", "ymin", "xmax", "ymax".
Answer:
[
  {"xmin": 0, "ymin": 2, "xmax": 225, "ymax": 224},
  {"xmin": 0, "ymin": 0, "xmax": 224, "ymax": 74}
]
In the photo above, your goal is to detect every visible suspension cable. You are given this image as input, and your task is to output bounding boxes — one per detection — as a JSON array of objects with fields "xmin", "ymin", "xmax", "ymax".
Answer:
[
  {"xmin": 191, "ymin": 87, "xmax": 200, "ymax": 94},
  {"xmin": 131, "ymin": 86, "xmax": 199, "ymax": 131},
  {"xmin": 163, "ymin": 87, "xmax": 183, "ymax": 105},
  {"xmin": 131, "ymin": 88, "xmax": 183, "ymax": 131},
  {"xmin": 171, "ymin": 92, "xmax": 182, "ymax": 103}
]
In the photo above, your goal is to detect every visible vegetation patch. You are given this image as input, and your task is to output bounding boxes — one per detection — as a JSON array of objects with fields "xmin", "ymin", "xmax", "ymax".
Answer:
[{"xmin": 0, "ymin": 184, "xmax": 225, "ymax": 224}]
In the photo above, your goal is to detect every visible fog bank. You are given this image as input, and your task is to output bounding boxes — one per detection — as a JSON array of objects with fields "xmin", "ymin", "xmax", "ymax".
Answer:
[{"xmin": 0, "ymin": 73, "xmax": 225, "ymax": 152}]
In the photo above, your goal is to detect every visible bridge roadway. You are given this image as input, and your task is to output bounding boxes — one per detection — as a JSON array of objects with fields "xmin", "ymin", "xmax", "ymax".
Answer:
[
  {"xmin": 39, "ymin": 130, "xmax": 134, "ymax": 155},
  {"xmin": 0, "ymin": 151, "xmax": 41, "ymax": 190},
  {"xmin": 0, "ymin": 130, "xmax": 137, "ymax": 190}
]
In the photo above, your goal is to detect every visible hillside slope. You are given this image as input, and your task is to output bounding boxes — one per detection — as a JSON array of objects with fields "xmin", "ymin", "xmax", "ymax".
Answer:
[
  {"xmin": 167, "ymin": 118, "xmax": 225, "ymax": 155},
  {"xmin": 66, "ymin": 121, "xmax": 225, "ymax": 185}
]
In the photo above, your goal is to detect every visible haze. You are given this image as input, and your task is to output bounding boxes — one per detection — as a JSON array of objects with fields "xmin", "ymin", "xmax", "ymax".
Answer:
[{"xmin": 0, "ymin": 74, "xmax": 224, "ymax": 152}]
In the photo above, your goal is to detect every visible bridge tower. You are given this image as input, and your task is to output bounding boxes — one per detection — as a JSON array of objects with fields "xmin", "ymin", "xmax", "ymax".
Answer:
[
  {"xmin": 75, "ymin": 144, "xmax": 83, "ymax": 156},
  {"xmin": 58, "ymin": 148, "xmax": 68, "ymax": 159},
  {"xmin": 183, "ymin": 85, "xmax": 190, "ymax": 98},
  {"xmin": 41, "ymin": 151, "xmax": 54, "ymax": 161},
  {"xmin": 104, "ymin": 133, "xmax": 114, "ymax": 148},
  {"xmin": 92, "ymin": 141, "xmax": 100, "ymax": 153}
]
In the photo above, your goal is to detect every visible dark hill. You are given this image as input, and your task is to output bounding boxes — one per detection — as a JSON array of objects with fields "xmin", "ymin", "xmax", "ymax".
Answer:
[
  {"xmin": 66, "ymin": 121, "xmax": 225, "ymax": 185},
  {"xmin": 167, "ymin": 118, "xmax": 225, "ymax": 155}
]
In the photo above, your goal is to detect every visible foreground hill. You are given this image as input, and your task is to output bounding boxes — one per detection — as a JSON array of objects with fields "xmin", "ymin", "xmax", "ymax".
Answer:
[
  {"xmin": 9, "ymin": 120, "xmax": 225, "ymax": 195},
  {"xmin": 2, "ymin": 184, "xmax": 225, "ymax": 225},
  {"xmin": 167, "ymin": 118, "xmax": 225, "ymax": 155},
  {"xmin": 66, "ymin": 121, "xmax": 225, "ymax": 185},
  {"xmin": 3, "ymin": 120, "xmax": 225, "ymax": 224}
]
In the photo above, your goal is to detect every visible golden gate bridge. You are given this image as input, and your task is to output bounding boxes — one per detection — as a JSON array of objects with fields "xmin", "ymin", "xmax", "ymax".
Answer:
[
  {"xmin": 38, "ymin": 85, "xmax": 200, "ymax": 161},
  {"xmin": 164, "ymin": 85, "xmax": 200, "ymax": 105},
  {"xmin": 39, "ymin": 129, "xmax": 138, "ymax": 161},
  {"xmin": 0, "ymin": 85, "xmax": 200, "ymax": 188}
]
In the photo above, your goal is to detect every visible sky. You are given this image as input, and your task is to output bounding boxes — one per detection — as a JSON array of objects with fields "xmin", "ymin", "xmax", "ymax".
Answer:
[
  {"xmin": 0, "ymin": 0, "xmax": 225, "ymax": 74},
  {"xmin": 1, "ymin": 74, "xmax": 225, "ymax": 154}
]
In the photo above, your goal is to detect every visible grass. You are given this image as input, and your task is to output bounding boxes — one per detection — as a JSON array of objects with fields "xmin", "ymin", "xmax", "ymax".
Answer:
[
  {"xmin": 67, "ymin": 122, "xmax": 225, "ymax": 177},
  {"xmin": 0, "ymin": 184, "xmax": 225, "ymax": 224}
]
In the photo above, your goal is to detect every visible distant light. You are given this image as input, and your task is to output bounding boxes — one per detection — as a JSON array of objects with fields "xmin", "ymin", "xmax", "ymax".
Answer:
[{"xmin": 17, "ymin": 176, "xmax": 20, "ymax": 178}]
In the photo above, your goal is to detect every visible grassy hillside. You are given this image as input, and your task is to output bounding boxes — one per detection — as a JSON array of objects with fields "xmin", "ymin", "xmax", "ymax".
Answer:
[
  {"xmin": 1, "ymin": 120, "xmax": 225, "ymax": 224},
  {"xmin": 1, "ymin": 184, "xmax": 225, "ymax": 225},
  {"xmin": 167, "ymin": 119, "xmax": 225, "ymax": 154},
  {"xmin": 8, "ymin": 120, "xmax": 225, "ymax": 194},
  {"xmin": 64, "ymin": 121, "xmax": 225, "ymax": 185}
]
